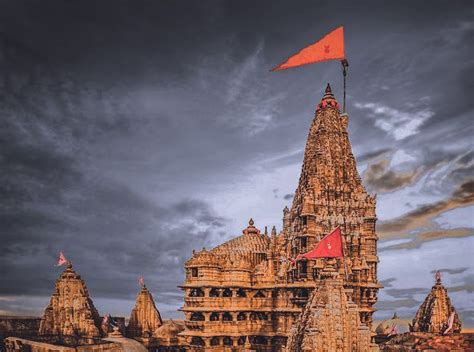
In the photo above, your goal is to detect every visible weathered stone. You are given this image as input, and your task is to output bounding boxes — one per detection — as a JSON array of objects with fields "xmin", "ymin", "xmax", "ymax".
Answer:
[
  {"xmin": 285, "ymin": 262, "xmax": 378, "ymax": 351},
  {"xmin": 410, "ymin": 272, "xmax": 461, "ymax": 334},
  {"xmin": 38, "ymin": 263, "xmax": 102, "ymax": 341},
  {"xmin": 127, "ymin": 285, "xmax": 163, "ymax": 338}
]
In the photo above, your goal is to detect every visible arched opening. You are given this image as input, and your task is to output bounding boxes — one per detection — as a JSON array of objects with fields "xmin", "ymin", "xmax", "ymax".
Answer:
[
  {"xmin": 189, "ymin": 288, "xmax": 204, "ymax": 297},
  {"xmin": 191, "ymin": 268, "xmax": 198, "ymax": 277},
  {"xmin": 222, "ymin": 288, "xmax": 232, "ymax": 297},
  {"xmin": 299, "ymin": 261, "xmax": 307, "ymax": 277},
  {"xmin": 222, "ymin": 312, "xmax": 233, "ymax": 321},
  {"xmin": 237, "ymin": 312, "xmax": 247, "ymax": 321},
  {"xmin": 190, "ymin": 337, "xmax": 204, "ymax": 346},
  {"xmin": 236, "ymin": 288, "xmax": 247, "ymax": 297},
  {"xmin": 238, "ymin": 336, "xmax": 246, "ymax": 345},
  {"xmin": 210, "ymin": 337, "xmax": 219, "ymax": 346},
  {"xmin": 254, "ymin": 290, "xmax": 265, "ymax": 298},
  {"xmin": 209, "ymin": 288, "xmax": 220, "ymax": 297},
  {"xmin": 210, "ymin": 312, "xmax": 219, "ymax": 321},
  {"xmin": 223, "ymin": 336, "xmax": 232, "ymax": 346},
  {"xmin": 298, "ymin": 288, "xmax": 309, "ymax": 298},
  {"xmin": 190, "ymin": 312, "xmax": 205, "ymax": 321}
]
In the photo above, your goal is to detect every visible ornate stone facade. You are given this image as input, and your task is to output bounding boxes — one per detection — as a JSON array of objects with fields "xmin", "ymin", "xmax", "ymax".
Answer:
[
  {"xmin": 285, "ymin": 261, "xmax": 376, "ymax": 352},
  {"xmin": 38, "ymin": 263, "xmax": 102, "ymax": 342},
  {"xmin": 127, "ymin": 285, "xmax": 163, "ymax": 338},
  {"xmin": 410, "ymin": 272, "xmax": 462, "ymax": 334},
  {"xmin": 180, "ymin": 84, "xmax": 380, "ymax": 351}
]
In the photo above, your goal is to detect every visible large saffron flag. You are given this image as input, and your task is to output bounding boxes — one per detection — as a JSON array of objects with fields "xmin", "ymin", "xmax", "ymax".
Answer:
[
  {"xmin": 299, "ymin": 227, "xmax": 343, "ymax": 259},
  {"xmin": 271, "ymin": 27, "xmax": 346, "ymax": 72}
]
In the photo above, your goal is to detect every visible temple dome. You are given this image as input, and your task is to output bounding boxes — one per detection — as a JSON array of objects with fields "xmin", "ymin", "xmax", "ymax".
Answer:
[
  {"xmin": 155, "ymin": 319, "xmax": 184, "ymax": 338},
  {"xmin": 375, "ymin": 312, "xmax": 409, "ymax": 335}
]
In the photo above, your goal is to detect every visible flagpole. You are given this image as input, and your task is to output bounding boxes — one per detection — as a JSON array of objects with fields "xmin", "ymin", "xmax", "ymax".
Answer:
[{"xmin": 341, "ymin": 59, "xmax": 349, "ymax": 113}]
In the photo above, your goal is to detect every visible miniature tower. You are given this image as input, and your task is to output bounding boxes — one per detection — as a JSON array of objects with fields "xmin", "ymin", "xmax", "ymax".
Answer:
[
  {"xmin": 411, "ymin": 271, "xmax": 462, "ymax": 333},
  {"xmin": 38, "ymin": 263, "xmax": 101, "ymax": 340},
  {"xmin": 127, "ymin": 284, "xmax": 163, "ymax": 338}
]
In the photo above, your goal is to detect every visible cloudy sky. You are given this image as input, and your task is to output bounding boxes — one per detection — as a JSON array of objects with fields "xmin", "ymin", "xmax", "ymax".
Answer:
[{"xmin": 0, "ymin": 0, "xmax": 472, "ymax": 327}]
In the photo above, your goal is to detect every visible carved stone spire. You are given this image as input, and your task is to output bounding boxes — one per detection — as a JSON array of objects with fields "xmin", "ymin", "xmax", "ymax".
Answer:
[
  {"xmin": 38, "ymin": 263, "xmax": 101, "ymax": 339},
  {"xmin": 285, "ymin": 264, "xmax": 375, "ymax": 352},
  {"xmin": 127, "ymin": 285, "xmax": 163, "ymax": 338},
  {"xmin": 283, "ymin": 84, "xmax": 379, "ymax": 326},
  {"xmin": 410, "ymin": 271, "xmax": 462, "ymax": 333}
]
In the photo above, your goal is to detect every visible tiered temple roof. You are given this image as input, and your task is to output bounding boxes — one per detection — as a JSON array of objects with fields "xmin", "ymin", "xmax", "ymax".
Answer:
[
  {"xmin": 38, "ymin": 263, "xmax": 102, "ymax": 341},
  {"xmin": 410, "ymin": 272, "xmax": 462, "ymax": 333},
  {"xmin": 285, "ymin": 261, "xmax": 376, "ymax": 352},
  {"xmin": 127, "ymin": 285, "xmax": 163, "ymax": 338}
]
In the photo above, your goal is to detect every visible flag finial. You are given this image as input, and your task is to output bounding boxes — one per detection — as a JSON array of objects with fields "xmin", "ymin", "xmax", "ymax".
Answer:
[{"xmin": 323, "ymin": 83, "xmax": 334, "ymax": 99}]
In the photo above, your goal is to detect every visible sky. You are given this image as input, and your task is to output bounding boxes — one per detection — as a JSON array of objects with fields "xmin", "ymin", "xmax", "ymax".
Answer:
[{"xmin": 0, "ymin": 0, "xmax": 473, "ymax": 327}]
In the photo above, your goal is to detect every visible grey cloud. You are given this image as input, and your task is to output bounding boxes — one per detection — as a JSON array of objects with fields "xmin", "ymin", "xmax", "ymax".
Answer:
[{"xmin": 430, "ymin": 267, "xmax": 469, "ymax": 275}]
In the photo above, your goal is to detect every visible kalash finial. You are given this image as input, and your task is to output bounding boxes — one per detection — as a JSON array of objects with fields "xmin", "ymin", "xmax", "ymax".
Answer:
[
  {"xmin": 249, "ymin": 218, "xmax": 254, "ymax": 226},
  {"xmin": 435, "ymin": 270, "xmax": 442, "ymax": 284},
  {"xmin": 323, "ymin": 83, "xmax": 334, "ymax": 99}
]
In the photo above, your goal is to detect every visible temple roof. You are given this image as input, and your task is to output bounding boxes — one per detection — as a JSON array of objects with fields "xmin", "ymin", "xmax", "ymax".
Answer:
[
  {"xmin": 127, "ymin": 285, "xmax": 163, "ymax": 338},
  {"xmin": 410, "ymin": 271, "xmax": 462, "ymax": 333},
  {"xmin": 39, "ymin": 263, "xmax": 102, "ymax": 339},
  {"xmin": 155, "ymin": 319, "xmax": 184, "ymax": 338},
  {"xmin": 185, "ymin": 219, "xmax": 270, "ymax": 268},
  {"xmin": 292, "ymin": 83, "xmax": 369, "ymax": 211}
]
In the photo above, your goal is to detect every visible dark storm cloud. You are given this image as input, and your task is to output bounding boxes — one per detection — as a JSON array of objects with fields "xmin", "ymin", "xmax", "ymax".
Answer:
[
  {"xmin": 363, "ymin": 158, "xmax": 422, "ymax": 193},
  {"xmin": 378, "ymin": 179, "xmax": 474, "ymax": 239},
  {"xmin": 357, "ymin": 148, "xmax": 392, "ymax": 164},
  {"xmin": 0, "ymin": 0, "xmax": 472, "ymax": 319}
]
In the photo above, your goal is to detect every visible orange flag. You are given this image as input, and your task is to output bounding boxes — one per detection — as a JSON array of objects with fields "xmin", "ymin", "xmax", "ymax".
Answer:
[
  {"xmin": 271, "ymin": 27, "xmax": 346, "ymax": 71},
  {"xmin": 298, "ymin": 227, "xmax": 343, "ymax": 259}
]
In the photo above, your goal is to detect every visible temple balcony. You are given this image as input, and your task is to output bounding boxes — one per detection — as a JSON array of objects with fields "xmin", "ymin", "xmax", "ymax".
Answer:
[
  {"xmin": 184, "ymin": 297, "xmax": 275, "ymax": 310},
  {"xmin": 183, "ymin": 321, "xmax": 276, "ymax": 335}
]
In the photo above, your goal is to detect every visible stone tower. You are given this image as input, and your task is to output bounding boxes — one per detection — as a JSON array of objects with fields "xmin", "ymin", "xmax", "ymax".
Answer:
[
  {"xmin": 410, "ymin": 272, "xmax": 462, "ymax": 333},
  {"xmin": 127, "ymin": 285, "xmax": 163, "ymax": 338},
  {"xmin": 285, "ymin": 260, "xmax": 376, "ymax": 352},
  {"xmin": 38, "ymin": 263, "xmax": 101, "ymax": 340},
  {"xmin": 283, "ymin": 83, "xmax": 380, "ymax": 326}
]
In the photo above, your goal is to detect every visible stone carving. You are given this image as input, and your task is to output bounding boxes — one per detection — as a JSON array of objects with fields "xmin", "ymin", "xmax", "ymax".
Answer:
[
  {"xmin": 410, "ymin": 271, "xmax": 462, "ymax": 333},
  {"xmin": 285, "ymin": 261, "xmax": 378, "ymax": 352},
  {"xmin": 127, "ymin": 285, "xmax": 163, "ymax": 338},
  {"xmin": 38, "ymin": 263, "xmax": 102, "ymax": 340}
]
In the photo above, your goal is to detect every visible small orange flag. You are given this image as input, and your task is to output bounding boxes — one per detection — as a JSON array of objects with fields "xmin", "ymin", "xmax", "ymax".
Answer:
[{"xmin": 271, "ymin": 27, "xmax": 346, "ymax": 71}]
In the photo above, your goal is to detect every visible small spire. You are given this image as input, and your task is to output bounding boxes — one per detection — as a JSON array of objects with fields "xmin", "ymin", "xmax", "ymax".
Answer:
[
  {"xmin": 435, "ymin": 270, "xmax": 442, "ymax": 284},
  {"xmin": 249, "ymin": 218, "xmax": 254, "ymax": 226},
  {"xmin": 322, "ymin": 83, "xmax": 334, "ymax": 100},
  {"xmin": 325, "ymin": 83, "xmax": 332, "ymax": 94},
  {"xmin": 271, "ymin": 226, "xmax": 277, "ymax": 237}
]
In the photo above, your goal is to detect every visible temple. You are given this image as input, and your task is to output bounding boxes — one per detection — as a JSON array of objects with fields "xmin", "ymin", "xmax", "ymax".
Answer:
[
  {"xmin": 410, "ymin": 271, "xmax": 462, "ymax": 334},
  {"xmin": 127, "ymin": 284, "xmax": 163, "ymax": 338},
  {"xmin": 180, "ymin": 84, "xmax": 381, "ymax": 351},
  {"xmin": 38, "ymin": 262, "xmax": 102, "ymax": 344}
]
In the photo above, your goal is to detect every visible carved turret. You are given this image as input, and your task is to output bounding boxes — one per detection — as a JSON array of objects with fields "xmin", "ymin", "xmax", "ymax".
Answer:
[
  {"xmin": 283, "ymin": 84, "xmax": 380, "ymax": 325},
  {"xmin": 285, "ymin": 263, "xmax": 377, "ymax": 352},
  {"xmin": 38, "ymin": 263, "xmax": 101, "ymax": 339},
  {"xmin": 127, "ymin": 284, "xmax": 163, "ymax": 338},
  {"xmin": 410, "ymin": 271, "xmax": 462, "ymax": 333}
]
